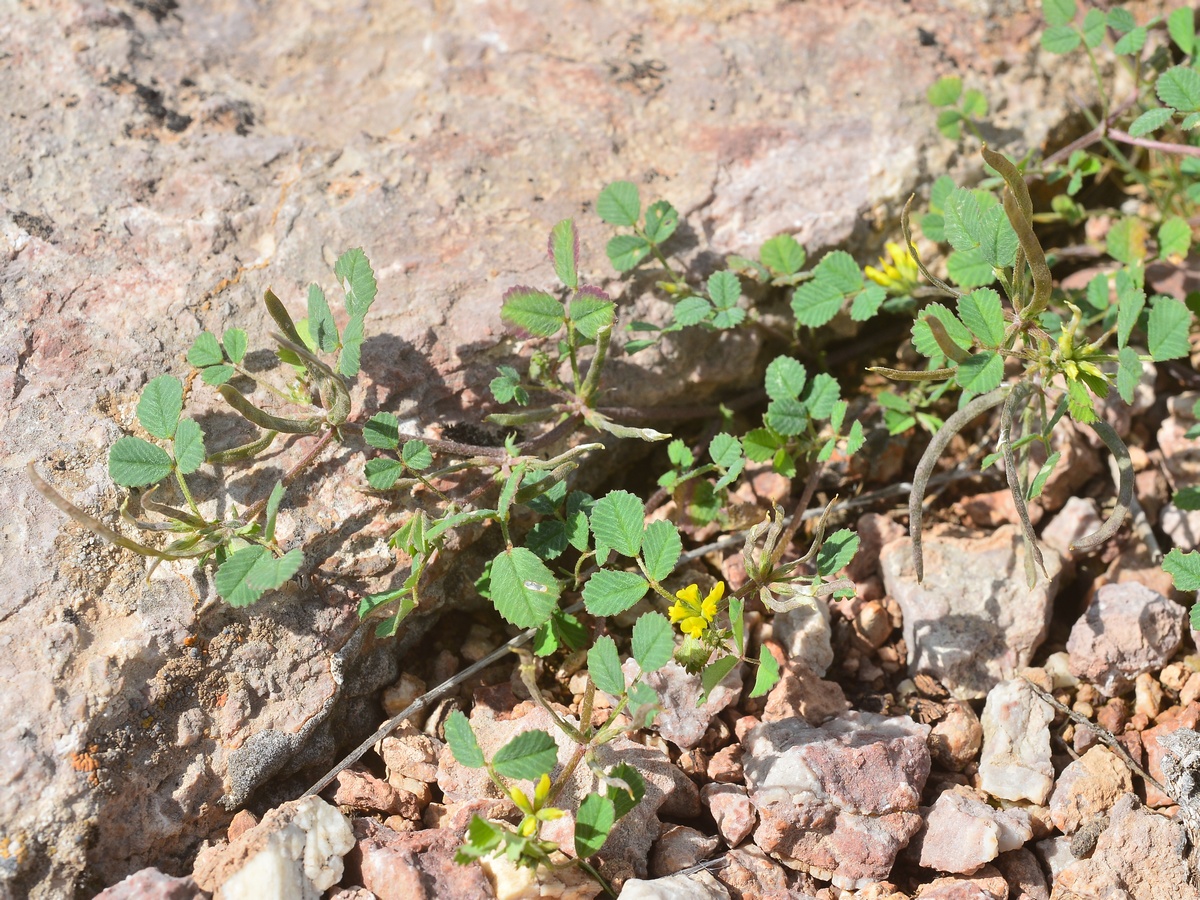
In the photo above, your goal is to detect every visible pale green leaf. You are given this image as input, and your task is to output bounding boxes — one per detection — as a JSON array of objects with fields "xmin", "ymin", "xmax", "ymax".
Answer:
[
  {"xmin": 927, "ymin": 75, "xmax": 962, "ymax": 107},
  {"xmin": 550, "ymin": 218, "xmax": 579, "ymax": 290},
  {"xmin": 308, "ymin": 284, "xmax": 338, "ymax": 352},
  {"xmin": 606, "ymin": 234, "xmax": 652, "ymax": 271},
  {"xmin": 709, "ymin": 433, "xmax": 743, "ymax": 468},
  {"xmin": 641, "ymin": 520, "xmax": 681, "ymax": 582},
  {"xmin": 1158, "ymin": 66, "xmax": 1200, "ymax": 113},
  {"xmin": 945, "ymin": 247, "xmax": 998, "ymax": 288},
  {"xmin": 575, "ymin": 794, "xmax": 616, "ymax": 858},
  {"xmin": 791, "ymin": 278, "xmax": 844, "ymax": 327},
  {"xmin": 172, "ymin": 418, "xmax": 206, "ymax": 475},
  {"xmin": 589, "ymin": 490, "xmax": 645, "ymax": 557},
  {"xmin": 817, "ymin": 528, "xmax": 859, "ymax": 576},
  {"xmin": 334, "ymin": 247, "xmax": 377, "ymax": 318},
  {"xmin": 956, "ymin": 351, "xmax": 1005, "ymax": 393},
  {"xmin": 1043, "ymin": 0, "xmax": 1076, "ymax": 27},
  {"xmin": 569, "ymin": 292, "xmax": 615, "ymax": 340},
  {"xmin": 490, "ymin": 547, "xmax": 561, "ymax": 628},
  {"xmin": 1168, "ymin": 6, "xmax": 1195, "ymax": 55},
  {"xmin": 1129, "ymin": 107, "xmax": 1175, "ymax": 138},
  {"xmin": 673, "ymin": 295, "xmax": 713, "ymax": 327},
  {"xmin": 444, "ymin": 709, "xmax": 486, "ymax": 768},
  {"xmin": 501, "ymin": 288, "xmax": 564, "ymax": 337},
  {"xmin": 597, "ymin": 181, "xmax": 641, "ymax": 227},
  {"xmin": 223, "ymin": 327, "xmax": 248, "ymax": 364},
  {"xmin": 1159, "ymin": 216, "xmax": 1192, "ymax": 260},
  {"xmin": 759, "ymin": 234, "xmax": 806, "ymax": 275},
  {"xmin": 749, "ymin": 645, "xmax": 780, "ymax": 698},
  {"xmin": 109, "ymin": 436, "xmax": 173, "ymax": 487},
  {"xmin": 764, "ymin": 356, "xmax": 807, "ymax": 401},
  {"xmin": 588, "ymin": 636, "xmax": 625, "ymax": 696},
  {"xmin": 1041, "ymin": 24, "xmax": 1081, "ymax": 54},
  {"xmin": 582, "ymin": 569, "xmax": 649, "ymax": 617},
  {"xmin": 631, "ymin": 612, "xmax": 674, "ymax": 673},
  {"xmin": 850, "ymin": 284, "xmax": 886, "ymax": 321},
  {"xmin": 188, "ymin": 332, "xmax": 224, "ymax": 368},
  {"xmin": 1147, "ymin": 296, "xmax": 1192, "ymax": 360},
  {"xmin": 958, "ymin": 287, "xmax": 1006, "ymax": 347},
  {"xmin": 1164, "ymin": 547, "xmax": 1200, "ymax": 591},
  {"xmin": 801, "ymin": 372, "xmax": 841, "ymax": 420},
  {"xmin": 493, "ymin": 729, "xmax": 558, "ymax": 780},
  {"xmin": 1117, "ymin": 346, "xmax": 1143, "ymax": 404},
  {"xmin": 1027, "ymin": 451, "xmax": 1061, "ymax": 500},
  {"xmin": 137, "ymin": 374, "xmax": 184, "ymax": 440},
  {"xmin": 644, "ymin": 200, "xmax": 679, "ymax": 244}
]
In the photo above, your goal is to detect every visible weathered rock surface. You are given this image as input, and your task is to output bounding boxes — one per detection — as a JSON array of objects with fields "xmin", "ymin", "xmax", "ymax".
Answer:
[
  {"xmin": 622, "ymin": 658, "xmax": 741, "ymax": 750},
  {"xmin": 1048, "ymin": 746, "xmax": 1133, "ymax": 835},
  {"xmin": 977, "ymin": 679, "xmax": 1054, "ymax": 805},
  {"xmin": 771, "ymin": 597, "xmax": 834, "ymax": 677},
  {"xmin": 93, "ymin": 869, "xmax": 205, "ymax": 900},
  {"xmin": 0, "ymin": 1, "xmax": 1100, "ymax": 895},
  {"xmin": 743, "ymin": 711, "xmax": 930, "ymax": 889},
  {"xmin": 917, "ymin": 786, "xmax": 1032, "ymax": 875},
  {"xmin": 346, "ymin": 813, "xmax": 495, "ymax": 900},
  {"xmin": 1052, "ymin": 793, "xmax": 1200, "ymax": 900},
  {"xmin": 618, "ymin": 871, "xmax": 730, "ymax": 900},
  {"xmin": 879, "ymin": 525, "xmax": 1063, "ymax": 699},
  {"xmin": 649, "ymin": 825, "xmax": 719, "ymax": 878},
  {"xmin": 1066, "ymin": 582, "xmax": 1186, "ymax": 697},
  {"xmin": 701, "ymin": 783, "xmax": 757, "ymax": 848}
]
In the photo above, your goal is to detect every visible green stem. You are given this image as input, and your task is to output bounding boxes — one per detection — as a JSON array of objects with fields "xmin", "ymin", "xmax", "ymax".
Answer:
[{"xmin": 173, "ymin": 468, "xmax": 201, "ymax": 518}]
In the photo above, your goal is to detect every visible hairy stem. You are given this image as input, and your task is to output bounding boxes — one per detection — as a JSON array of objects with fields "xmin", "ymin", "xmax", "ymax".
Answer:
[
  {"xmin": 1000, "ymin": 382, "xmax": 1046, "ymax": 585},
  {"xmin": 1071, "ymin": 420, "xmax": 1132, "ymax": 552},
  {"xmin": 910, "ymin": 388, "xmax": 1010, "ymax": 582}
]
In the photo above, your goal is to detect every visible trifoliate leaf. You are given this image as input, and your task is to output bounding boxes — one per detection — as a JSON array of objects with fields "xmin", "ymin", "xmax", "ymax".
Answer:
[
  {"xmin": 640, "ymin": 520, "xmax": 681, "ymax": 582},
  {"xmin": 1147, "ymin": 296, "xmax": 1192, "ymax": 360},
  {"xmin": 222, "ymin": 327, "xmax": 248, "ymax": 365},
  {"xmin": 1117, "ymin": 346, "xmax": 1143, "ymax": 404},
  {"xmin": 817, "ymin": 528, "xmax": 859, "ymax": 576},
  {"xmin": 643, "ymin": 200, "xmax": 679, "ymax": 244},
  {"xmin": 588, "ymin": 636, "xmax": 625, "ymax": 696},
  {"xmin": 815, "ymin": 250, "xmax": 863, "ymax": 293},
  {"xmin": 569, "ymin": 289, "xmax": 615, "ymax": 340},
  {"xmin": 334, "ymin": 248, "xmax": 377, "ymax": 318},
  {"xmin": 490, "ymin": 366, "xmax": 528, "ymax": 405},
  {"xmin": 308, "ymin": 284, "xmax": 338, "ymax": 352},
  {"xmin": 667, "ymin": 439, "xmax": 694, "ymax": 469},
  {"xmin": 188, "ymin": 332, "xmax": 224, "ymax": 368},
  {"xmin": 707, "ymin": 271, "xmax": 741, "ymax": 310},
  {"xmin": 597, "ymin": 181, "xmax": 641, "ymax": 227},
  {"xmin": 137, "ymin": 375, "xmax": 184, "ymax": 440},
  {"xmin": 1114, "ymin": 26, "xmax": 1147, "ymax": 55},
  {"xmin": 172, "ymin": 418, "xmax": 206, "ymax": 475},
  {"xmin": 742, "ymin": 428, "xmax": 781, "ymax": 462},
  {"xmin": 575, "ymin": 794, "xmax": 616, "ymax": 858},
  {"xmin": 759, "ymin": 234, "xmax": 806, "ymax": 275},
  {"xmin": 1164, "ymin": 547, "xmax": 1200, "ymax": 591},
  {"xmin": 444, "ymin": 709, "xmax": 485, "ymax": 768},
  {"xmin": 606, "ymin": 234, "xmax": 652, "ymax": 271},
  {"xmin": 1158, "ymin": 66, "xmax": 1200, "ymax": 113},
  {"xmin": 549, "ymin": 218, "xmax": 579, "ymax": 290},
  {"xmin": 364, "ymin": 412, "xmax": 400, "ymax": 450},
  {"xmin": 927, "ymin": 76, "xmax": 962, "ymax": 107},
  {"xmin": 245, "ymin": 547, "xmax": 304, "ymax": 591},
  {"xmin": 401, "ymin": 440, "xmax": 433, "ymax": 471},
  {"xmin": 1159, "ymin": 216, "xmax": 1192, "ymax": 261},
  {"xmin": 958, "ymin": 287, "xmax": 1006, "ymax": 348},
  {"xmin": 937, "ymin": 108, "xmax": 964, "ymax": 140},
  {"xmin": 1129, "ymin": 107, "xmax": 1175, "ymax": 138},
  {"xmin": 765, "ymin": 356, "xmax": 807, "ymax": 401},
  {"xmin": 109, "ymin": 436, "xmax": 173, "ymax": 487},
  {"xmin": 501, "ymin": 287, "xmax": 564, "ymax": 337},
  {"xmin": 631, "ymin": 612, "xmax": 674, "ymax": 673},
  {"xmin": 956, "ymin": 351, "xmax": 1005, "ymax": 393},
  {"xmin": 582, "ymin": 569, "xmax": 649, "ymax": 617},
  {"xmin": 493, "ymin": 729, "xmax": 558, "ymax": 780},
  {"xmin": 589, "ymin": 490, "xmax": 645, "ymax": 558},
  {"xmin": 750, "ymin": 645, "xmax": 781, "ymax": 698},
  {"xmin": 489, "ymin": 547, "xmax": 560, "ymax": 628},
  {"xmin": 215, "ymin": 546, "xmax": 303, "ymax": 607}
]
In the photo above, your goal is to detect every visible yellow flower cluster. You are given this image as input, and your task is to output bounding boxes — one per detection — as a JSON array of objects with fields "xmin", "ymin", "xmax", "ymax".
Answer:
[
  {"xmin": 864, "ymin": 242, "xmax": 919, "ymax": 295},
  {"xmin": 669, "ymin": 581, "xmax": 724, "ymax": 639}
]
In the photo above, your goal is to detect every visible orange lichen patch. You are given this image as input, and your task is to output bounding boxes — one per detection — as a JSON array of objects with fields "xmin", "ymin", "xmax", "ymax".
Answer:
[
  {"xmin": 70, "ymin": 745, "xmax": 101, "ymax": 786},
  {"xmin": 183, "ymin": 635, "xmax": 198, "ymax": 648},
  {"xmin": 215, "ymin": 692, "xmax": 228, "ymax": 708},
  {"xmin": 0, "ymin": 833, "xmax": 28, "ymax": 864}
]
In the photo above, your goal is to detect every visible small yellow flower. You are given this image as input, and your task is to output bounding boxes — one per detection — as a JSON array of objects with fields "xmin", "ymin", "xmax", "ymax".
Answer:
[
  {"xmin": 669, "ymin": 581, "xmax": 724, "ymax": 640},
  {"xmin": 864, "ymin": 242, "xmax": 920, "ymax": 295}
]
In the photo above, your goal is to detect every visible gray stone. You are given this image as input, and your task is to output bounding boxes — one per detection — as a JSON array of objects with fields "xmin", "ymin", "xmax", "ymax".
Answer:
[
  {"xmin": 650, "ymin": 825, "xmax": 719, "ymax": 878},
  {"xmin": 618, "ymin": 871, "xmax": 729, "ymax": 900},
  {"xmin": 622, "ymin": 659, "xmax": 741, "ymax": 751},
  {"xmin": 93, "ymin": 869, "xmax": 205, "ymax": 900},
  {"xmin": 978, "ymin": 679, "xmax": 1054, "ymax": 805},
  {"xmin": 1067, "ymin": 582, "xmax": 1186, "ymax": 697},
  {"xmin": 879, "ymin": 525, "xmax": 1063, "ymax": 699},
  {"xmin": 1039, "ymin": 496, "xmax": 1102, "ymax": 560},
  {"xmin": 771, "ymin": 597, "xmax": 833, "ymax": 677}
]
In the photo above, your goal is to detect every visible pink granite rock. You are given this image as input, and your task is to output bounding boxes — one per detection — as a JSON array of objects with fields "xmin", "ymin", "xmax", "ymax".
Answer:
[
  {"xmin": 917, "ymin": 786, "xmax": 1032, "ymax": 875},
  {"xmin": 701, "ymin": 783, "xmax": 757, "ymax": 848},
  {"xmin": 977, "ymin": 679, "xmax": 1055, "ymax": 805},
  {"xmin": 1048, "ymin": 746, "xmax": 1133, "ymax": 834},
  {"xmin": 93, "ymin": 869, "xmax": 204, "ymax": 900}
]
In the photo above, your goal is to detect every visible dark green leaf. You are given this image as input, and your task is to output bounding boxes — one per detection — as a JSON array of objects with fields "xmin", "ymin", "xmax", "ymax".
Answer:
[
  {"xmin": 641, "ymin": 520, "xmax": 681, "ymax": 582},
  {"xmin": 606, "ymin": 763, "xmax": 646, "ymax": 821},
  {"xmin": 1174, "ymin": 486, "xmax": 1200, "ymax": 511},
  {"xmin": 574, "ymin": 794, "xmax": 616, "ymax": 858},
  {"xmin": 709, "ymin": 433, "xmax": 742, "ymax": 469},
  {"xmin": 444, "ymin": 709, "xmax": 486, "ymax": 768},
  {"xmin": 817, "ymin": 528, "xmax": 859, "ymax": 576},
  {"xmin": 759, "ymin": 234, "xmax": 806, "ymax": 275},
  {"xmin": 801, "ymin": 373, "xmax": 841, "ymax": 420},
  {"xmin": 308, "ymin": 284, "xmax": 338, "ymax": 352},
  {"xmin": 1027, "ymin": 451, "xmax": 1061, "ymax": 501},
  {"xmin": 401, "ymin": 440, "xmax": 433, "ymax": 471},
  {"xmin": 729, "ymin": 594, "xmax": 745, "ymax": 656},
  {"xmin": 263, "ymin": 480, "xmax": 286, "ymax": 543},
  {"xmin": 338, "ymin": 314, "xmax": 365, "ymax": 377},
  {"xmin": 765, "ymin": 356, "xmax": 807, "ymax": 401},
  {"xmin": 749, "ymin": 645, "xmax": 780, "ymax": 698},
  {"xmin": 364, "ymin": 412, "xmax": 400, "ymax": 450},
  {"xmin": 1147, "ymin": 296, "xmax": 1192, "ymax": 360},
  {"xmin": 365, "ymin": 458, "xmax": 404, "ymax": 489},
  {"xmin": 588, "ymin": 635, "xmax": 625, "ymax": 695},
  {"xmin": 172, "ymin": 418, "xmax": 206, "ymax": 475},
  {"xmin": 589, "ymin": 490, "xmax": 645, "ymax": 557},
  {"xmin": 501, "ymin": 288, "xmax": 564, "ymax": 337},
  {"xmin": 673, "ymin": 295, "xmax": 713, "ymax": 327},
  {"xmin": 606, "ymin": 233, "xmax": 653, "ymax": 271},
  {"xmin": 850, "ymin": 284, "xmax": 886, "ymax": 321},
  {"xmin": 791, "ymin": 277, "xmax": 844, "ymax": 327},
  {"xmin": 632, "ymin": 612, "xmax": 674, "ymax": 673},
  {"xmin": 188, "ymin": 332, "xmax": 224, "ymax": 368},
  {"xmin": 582, "ymin": 569, "xmax": 650, "ymax": 617},
  {"xmin": 742, "ymin": 428, "xmax": 780, "ymax": 462},
  {"xmin": 700, "ymin": 655, "xmax": 740, "ymax": 702},
  {"xmin": 137, "ymin": 374, "xmax": 184, "ymax": 440},
  {"xmin": 956, "ymin": 351, "xmax": 1005, "ymax": 393},
  {"xmin": 493, "ymin": 729, "xmax": 558, "ymax": 780},
  {"xmin": 958, "ymin": 288, "xmax": 1005, "ymax": 347},
  {"xmin": 490, "ymin": 548, "xmax": 561, "ymax": 628},
  {"xmin": 109, "ymin": 436, "xmax": 173, "ymax": 487},
  {"xmin": 1158, "ymin": 66, "xmax": 1200, "ymax": 111},
  {"xmin": 766, "ymin": 397, "xmax": 808, "ymax": 436},
  {"xmin": 1129, "ymin": 107, "xmax": 1175, "ymax": 138},
  {"xmin": 201, "ymin": 365, "xmax": 235, "ymax": 386},
  {"xmin": 644, "ymin": 200, "xmax": 679, "ymax": 244}
]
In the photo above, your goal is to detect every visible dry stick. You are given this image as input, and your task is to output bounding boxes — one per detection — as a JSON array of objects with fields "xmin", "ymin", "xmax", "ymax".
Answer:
[
  {"xmin": 777, "ymin": 463, "xmax": 825, "ymax": 565},
  {"xmin": 909, "ymin": 387, "xmax": 1010, "ymax": 582},
  {"xmin": 1108, "ymin": 129, "xmax": 1200, "ymax": 159},
  {"xmin": 999, "ymin": 383, "xmax": 1046, "ymax": 583},
  {"xmin": 1071, "ymin": 420, "xmax": 1133, "ymax": 552},
  {"xmin": 1021, "ymin": 677, "xmax": 1170, "ymax": 799}
]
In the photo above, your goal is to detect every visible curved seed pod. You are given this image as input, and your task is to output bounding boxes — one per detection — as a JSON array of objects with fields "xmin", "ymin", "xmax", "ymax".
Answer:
[
  {"xmin": 902, "ymin": 195, "xmax": 961, "ymax": 298},
  {"xmin": 217, "ymin": 385, "xmax": 322, "ymax": 434},
  {"xmin": 910, "ymin": 387, "xmax": 1010, "ymax": 582},
  {"xmin": 127, "ymin": 485, "xmax": 205, "ymax": 529},
  {"xmin": 206, "ymin": 430, "xmax": 278, "ymax": 465},
  {"xmin": 578, "ymin": 324, "xmax": 612, "ymax": 405},
  {"xmin": 867, "ymin": 366, "xmax": 957, "ymax": 382},
  {"xmin": 1000, "ymin": 382, "xmax": 1046, "ymax": 584},
  {"xmin": 980, "ymin": 146, "xmax": 1051, "ymax": 319},
  {"xmin": 28, "ymin": 462, "xmax": 208, "ymax": 560},
  {"xmin": 1072, "ymin": 420, "xmax": 1133, "ymax": 551},
  {"xmin": 271, "ymin": 333, "xmax": 352, "ymax": 426},
  {"xmin": 926, "ymin": 316, "xmax": 971, "ymax": 363},
  {"xmin": 263, "ymin": 289, "xmax": 306, "ymax": 348}
]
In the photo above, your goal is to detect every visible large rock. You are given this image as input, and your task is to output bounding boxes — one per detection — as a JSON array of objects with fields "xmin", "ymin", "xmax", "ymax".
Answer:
[
  {"xmin": 977, "ymin": 679, "xmax": 1054, "ymax": 806},
  {"xmin": 879, "ymin": 525, "xmax": 1063, "ymax": 699},
  {"xmin": 743, "ymin": 711, "xmax": 930, "ymax": 889},
  {"xmin": 0, "ymin": 1, "xmax": 1098, "ymax": 895}
]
